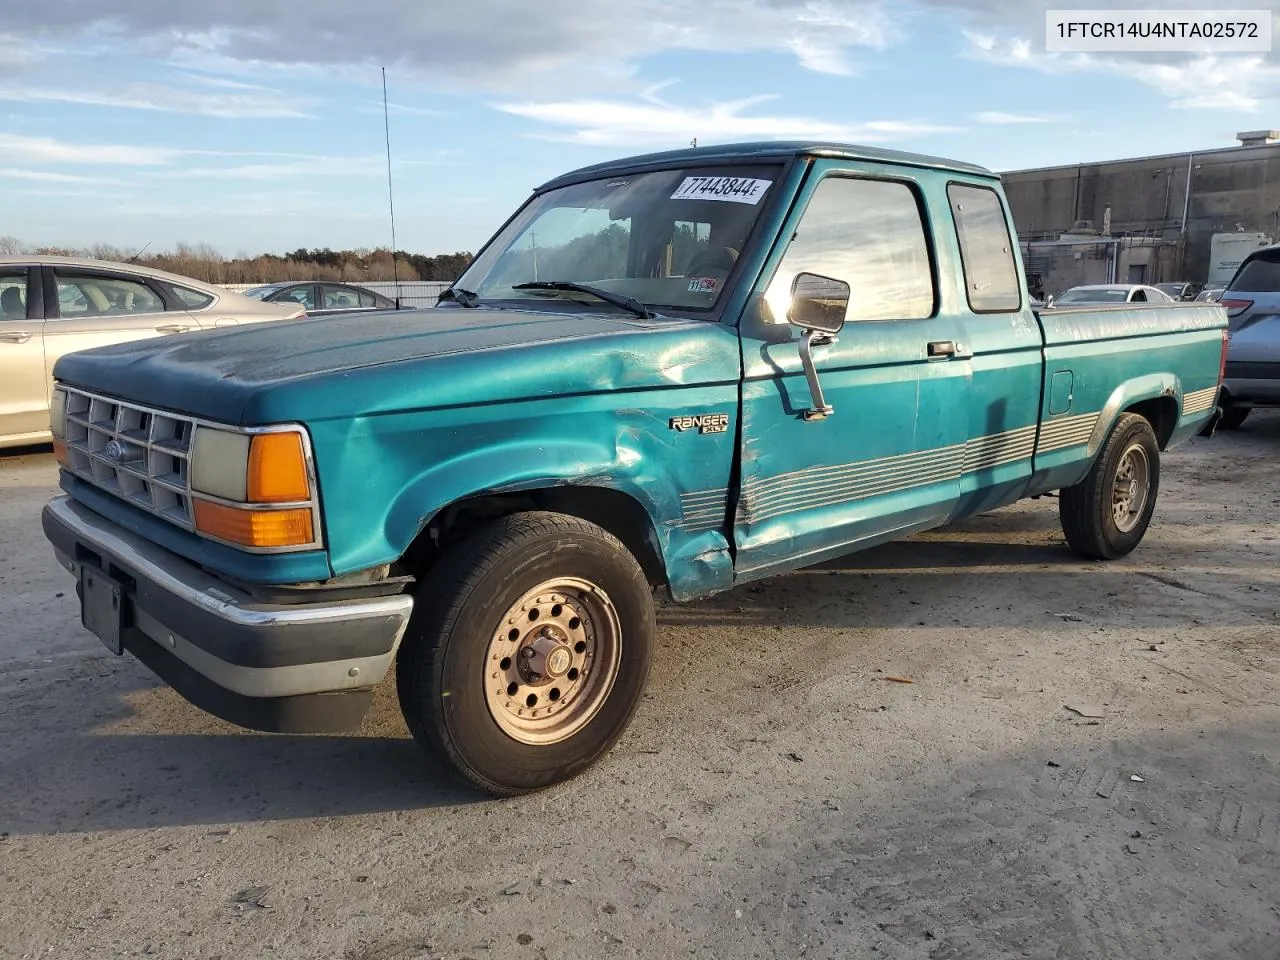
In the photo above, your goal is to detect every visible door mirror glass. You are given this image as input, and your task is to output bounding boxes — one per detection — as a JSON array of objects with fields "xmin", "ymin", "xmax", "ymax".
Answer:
[{"xmin": 788, "ymin": 272, "xmax": 849, "ymax": 334}]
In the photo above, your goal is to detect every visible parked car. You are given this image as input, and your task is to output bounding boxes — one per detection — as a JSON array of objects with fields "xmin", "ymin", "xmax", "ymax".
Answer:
[
  {"xmin": 243, "ymin": 281, "xmax": 399, "ymax": 316},
  {"xmin": 1155, "ymin": 281, "xmax": 1203, "ymax": 301},
  {"xmin": 1052, "ymin": 284, "xmax": 1177, "ymax": 306},
  {"xmin": 0, "ymin": 256, "xmax": 304, "ymax": 449},
  {"xmin": 41, "ymin": 141, "xmax": 1227, "ymax": 796},
  {"xmin": 1217, "ymin": 244, "xmax": 1280, "ymax": 428}
]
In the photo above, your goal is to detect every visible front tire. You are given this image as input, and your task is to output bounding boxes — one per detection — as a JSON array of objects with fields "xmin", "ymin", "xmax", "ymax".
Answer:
[
  {"xmin": 396, "ymin": 511, "xmax": 655, "ymax": 796},
  {"xmin": 1059, "ymin": 413, "xmax": 1160, "ymax": 560}
]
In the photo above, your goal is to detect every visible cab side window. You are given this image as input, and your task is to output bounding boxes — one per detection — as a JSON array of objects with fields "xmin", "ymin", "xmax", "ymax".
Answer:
[
  {"xmin": 766, "ymin": 176, "xmax": 935, "ymax": 323},
  {"xmin": 948, "ymin": 183, "xmax": 1021, "ymax": 313}
]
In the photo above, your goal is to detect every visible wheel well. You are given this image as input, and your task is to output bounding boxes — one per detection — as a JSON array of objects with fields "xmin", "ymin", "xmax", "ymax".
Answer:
[
  {"xmin": 401, "ymin": 487, "xmax": 668, "ymax": 589},
  {"xmin": 1124, "ymin": 396, "xmax": 1179, "ymax": 449}
]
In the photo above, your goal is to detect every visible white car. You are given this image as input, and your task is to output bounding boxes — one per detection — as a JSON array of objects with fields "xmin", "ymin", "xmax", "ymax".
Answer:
[
  {"xmin": 1050, "ymin": 284, "xmax": 1177, "ymax": 306},
  {"xmin": 1, "ymin": 256, "xmax": 305, "ymax": 449}
]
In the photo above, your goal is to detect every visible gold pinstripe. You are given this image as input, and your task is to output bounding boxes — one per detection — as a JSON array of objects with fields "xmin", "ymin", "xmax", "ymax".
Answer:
[
  {"xmin": 1182, "ymin": 386, "xmax": 1218, "ymax": 416},
  {"xmin": 677, "ymin": 415, "xmax": 1113, "ymax": 531},
  {"xmin": 1036, "ymin": 411, "xmax": 1099, "ymax": 454}
]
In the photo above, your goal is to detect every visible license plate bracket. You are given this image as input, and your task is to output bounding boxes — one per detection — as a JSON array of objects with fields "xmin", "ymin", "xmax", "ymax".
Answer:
[{"xmin": 81, "ymin": 567, "xmax": 124, "ymax": 656}]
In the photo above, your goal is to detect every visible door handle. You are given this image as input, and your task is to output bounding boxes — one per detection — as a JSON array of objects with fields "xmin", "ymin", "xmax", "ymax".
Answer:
[
  {"xmin": 155, "ymin": 324, "xmax": 194, "ymax": 334},
  {"xmin": 0, "ymin": 331, "xmax": 32, "ymax": 343},
  {"xmin": 927, "ymin": 340, "xmax": 957, "ymax": 358}
]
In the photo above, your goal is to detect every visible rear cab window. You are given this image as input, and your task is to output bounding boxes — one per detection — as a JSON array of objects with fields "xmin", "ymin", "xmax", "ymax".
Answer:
[{"xmin": 947, "ymin": 183, "xmax": 1021, "ymax": 313}]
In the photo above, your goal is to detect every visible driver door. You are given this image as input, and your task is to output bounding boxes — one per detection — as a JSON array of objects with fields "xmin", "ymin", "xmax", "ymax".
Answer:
[{"xmin": 732, "ymin": 163, "xmax": 970, "ymax": 579}]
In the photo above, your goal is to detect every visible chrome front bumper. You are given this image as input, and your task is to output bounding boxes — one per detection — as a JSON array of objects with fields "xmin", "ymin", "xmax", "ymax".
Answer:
[{"xmin": 43, "ymin": 495, "xmax": 414, "ymax": 733}]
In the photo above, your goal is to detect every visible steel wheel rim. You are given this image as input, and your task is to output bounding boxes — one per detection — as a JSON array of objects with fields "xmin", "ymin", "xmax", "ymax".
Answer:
[
  {"xmin": 1112, "ymin": 442, "xmax": 1150, "ymax": 533},
  {"xmin": 483, "ymin": 577, "xmax": 622, "ymax": 746}
]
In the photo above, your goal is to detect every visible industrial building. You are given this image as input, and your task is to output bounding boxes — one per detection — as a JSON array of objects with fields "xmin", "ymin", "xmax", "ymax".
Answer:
[{"xmin": 1001, "ymin": 131, "xmax": 1280, "ymax": 296}]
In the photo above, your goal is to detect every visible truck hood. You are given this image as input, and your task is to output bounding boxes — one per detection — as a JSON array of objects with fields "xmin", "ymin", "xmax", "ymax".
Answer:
[{"xmin": 53, "ymin": 306, "xmax": 742, "ymax": 425}]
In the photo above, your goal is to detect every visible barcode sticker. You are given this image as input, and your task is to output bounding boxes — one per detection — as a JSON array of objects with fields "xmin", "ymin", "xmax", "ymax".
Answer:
[{"xmin": 671, "ymin": 176, "xmax": 772, "ymax": 205}]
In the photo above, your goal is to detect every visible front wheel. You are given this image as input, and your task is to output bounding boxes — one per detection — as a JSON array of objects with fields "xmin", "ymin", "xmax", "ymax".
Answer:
[
  {"xmin": 1059, "ymin": 413, "xmax": 1160, "ymax": 560},
  {"xmin": 396, "ymin": 511, "xmax": 655, "ymax": 796}
]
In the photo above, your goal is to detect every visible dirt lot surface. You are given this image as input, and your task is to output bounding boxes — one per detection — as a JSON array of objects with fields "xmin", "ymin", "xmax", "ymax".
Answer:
[{"xmin": 2, "ymin": 415, "xmax": 1278, "ymax": 960}]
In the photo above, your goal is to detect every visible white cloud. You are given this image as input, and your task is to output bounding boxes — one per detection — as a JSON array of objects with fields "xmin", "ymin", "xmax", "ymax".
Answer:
[
  {"xmin": 355, "ymin": 100, "xmax": 452, "ymax": 118},
  {"xmin": 0, "ymin": 168, "xmax": 130, "ymax": 185},
  {"xmin": 959, "ymin": 11, "xmax": 1280, "ymax": 114},
  {"xmin": 3, "ymin": 0, "xmax": 899, "ymax": 90},
  {"xmin": 0, "ymin": 80, "xmax": 312, "ymax": 118},
  {"xmin": 496, "ymin": 92, "xmax": 960, "ymax": 147},
  {"xmin": 976, "ymin": 110, "xmax": 1051, "ymax": 124},
  {"xmin": 0, "ymin": 133, "xmax": 177, "ymax": 166}
]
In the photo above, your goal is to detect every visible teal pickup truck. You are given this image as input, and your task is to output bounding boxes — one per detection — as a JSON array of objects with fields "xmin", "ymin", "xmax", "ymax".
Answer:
[{"xmin": 43, "ymin": 142, "xmax": 1227, "ymax": 795}]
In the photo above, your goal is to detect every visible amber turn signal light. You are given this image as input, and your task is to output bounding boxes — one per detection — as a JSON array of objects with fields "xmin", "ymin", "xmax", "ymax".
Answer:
[
  {"xmin": 194, "ymin": 500, "xmax": 314, "ymax": 549},
  {"xmin": 247, "ymin": 432, "xmax": 310, "ymax": 503},
  {"xmin": 52, "ymin": 440, "xmax": 70, "ymax": 467}
]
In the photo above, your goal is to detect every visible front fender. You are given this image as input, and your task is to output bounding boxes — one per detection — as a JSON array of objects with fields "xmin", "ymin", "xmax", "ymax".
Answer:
[
  {"xmin": 387, "ymin": 436, "xmax": 668, "ymax": 551},
  {"xmin": 308, "ymin": 387, "xmax": 740, "ymax": 601}
]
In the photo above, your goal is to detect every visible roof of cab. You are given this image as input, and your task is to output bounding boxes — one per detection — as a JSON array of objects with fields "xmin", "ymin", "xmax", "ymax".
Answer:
[{"xmin": 537, "ymin": 141, "xmax": 994, "ymax": 192}]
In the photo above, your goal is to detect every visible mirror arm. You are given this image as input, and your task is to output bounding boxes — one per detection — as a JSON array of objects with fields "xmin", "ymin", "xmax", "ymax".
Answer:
[{"xmin": 799, "ymin": 329, "xmax": 837, "ymax": 421}]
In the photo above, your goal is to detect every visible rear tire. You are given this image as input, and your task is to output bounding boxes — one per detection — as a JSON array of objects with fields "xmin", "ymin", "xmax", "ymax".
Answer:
[
  {"xmin": 1059, "ymin": 413, "xmax": 1160, "ymax": 560},
  {"xmin": 1219, "ymin": 403, "xmax": 1250, "ymax": 430},
  {"xmin": 396, "ymin": 511, "xmax": 655, "ymax": 796}
]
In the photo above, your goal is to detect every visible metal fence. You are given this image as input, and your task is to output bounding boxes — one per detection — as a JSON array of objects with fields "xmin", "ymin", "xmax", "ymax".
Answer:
[{"xmin": 219, "ymin": 281, "xmax": 451, "ymax": 309}]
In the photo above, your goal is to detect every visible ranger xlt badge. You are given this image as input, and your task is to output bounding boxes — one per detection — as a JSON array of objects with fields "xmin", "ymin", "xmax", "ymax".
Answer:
[{"xmin": 669, "ymin": 413, "xmax": 730, "ymax": 435}]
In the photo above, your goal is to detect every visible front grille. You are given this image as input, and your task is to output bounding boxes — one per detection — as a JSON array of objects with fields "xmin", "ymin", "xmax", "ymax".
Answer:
[{"xmin": 60, "ymin": 387, "xmax": 196, "ymax": 530}]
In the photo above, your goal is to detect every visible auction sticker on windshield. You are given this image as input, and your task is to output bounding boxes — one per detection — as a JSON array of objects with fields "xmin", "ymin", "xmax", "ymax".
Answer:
[{"xmin": 671, "ymin": 176, "xmax": 772, "ymax": 204}]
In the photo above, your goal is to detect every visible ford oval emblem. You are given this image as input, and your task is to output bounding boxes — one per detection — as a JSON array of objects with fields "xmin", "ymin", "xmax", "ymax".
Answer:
[{"xmin": 104, "ymin": 439, "xmax": 126, "ymax": 461}]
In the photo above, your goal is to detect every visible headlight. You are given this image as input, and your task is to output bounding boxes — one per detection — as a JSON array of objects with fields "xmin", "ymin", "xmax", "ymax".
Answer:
[
  {"xmin": 190, "ymin": 428, "xmax": 250, "ymax": 501},
  {"xmin": 50, "ymin": 387, "xmax": 67, "ymax": 439},
  {"xmin": 50, "ymin": 387, "xmax": 69, "ymax": 466},
  {"xmin": 189, "ymin": 424, "xmax": 319, "ymax": 551}
]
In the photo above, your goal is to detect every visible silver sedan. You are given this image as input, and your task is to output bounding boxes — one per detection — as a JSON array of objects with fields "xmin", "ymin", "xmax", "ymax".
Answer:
[{"xmin": 0, "ymin": 256, "xmax": 303, "ymax": 449}]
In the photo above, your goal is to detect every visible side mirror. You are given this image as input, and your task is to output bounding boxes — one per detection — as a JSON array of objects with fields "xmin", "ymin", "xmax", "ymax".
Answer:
[
  {"xmin": 785, "ymin": 272, "xmax": 848, "ymax": 422},
  {"xmin": 788, "ymin": 272, "xmax": 849, "ymax": 335},
  {"xmin": 1045, "ymin": 294, "xmax": 1055, "ymax": 308}
]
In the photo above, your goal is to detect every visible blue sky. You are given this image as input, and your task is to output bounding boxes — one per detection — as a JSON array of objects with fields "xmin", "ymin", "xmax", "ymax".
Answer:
[{"xmin": 2, "ymin": 0, "xmax": 1278, "ymax": 256}]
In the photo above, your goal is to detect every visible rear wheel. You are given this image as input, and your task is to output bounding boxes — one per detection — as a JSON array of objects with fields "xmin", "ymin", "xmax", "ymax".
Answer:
[
  {"xmin": 396, "ymin": 511, "xmax": 655, "ymax": 796},
  {"xmin": 1059, "ymin": 413, "xmax": 1160, "ymax": 560}
]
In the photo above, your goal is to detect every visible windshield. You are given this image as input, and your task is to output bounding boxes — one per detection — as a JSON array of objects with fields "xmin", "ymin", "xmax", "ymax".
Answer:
[
  {"xmin": 1057, "ymin": 288, "xmax": 1127, "ymax": 303},
  {"xmin": 1155, "ymin": 283, "xmax": 1182, "ymax": 296},
  {"xmin": 454, "ymin": 164, "xmax": 784, "ymax": 314},
  {"xmin": 241, "ymin": 286, "xmax": 276, "ymax": 300}
]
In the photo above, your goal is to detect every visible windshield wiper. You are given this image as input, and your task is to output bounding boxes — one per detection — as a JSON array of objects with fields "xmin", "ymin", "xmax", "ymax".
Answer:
[
  {"xmin": 512, "ymin": 281, "xmax": 655, "ymax": 319},
  {"xmin": 437, "ymin": 286, "xmax": 480, "ymax": 308}
]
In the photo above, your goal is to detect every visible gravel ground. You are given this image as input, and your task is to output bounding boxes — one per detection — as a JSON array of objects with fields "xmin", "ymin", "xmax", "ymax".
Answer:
[{"xmin": 1, "ymin": 414, "xmax": 1278, "ymax": 960}]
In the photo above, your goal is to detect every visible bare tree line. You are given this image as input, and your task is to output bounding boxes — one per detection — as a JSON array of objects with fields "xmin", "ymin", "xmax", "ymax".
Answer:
[{"xmin": 0, "ymin": 237, "xmax": 472, "ymax": 285}]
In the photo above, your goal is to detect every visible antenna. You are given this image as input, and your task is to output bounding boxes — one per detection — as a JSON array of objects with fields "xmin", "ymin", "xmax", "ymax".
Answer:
[
  {"xmin": 382, "ymin": 67, "xmax": 401, "ymax": 307},
  {"xmin": 126, "ymin": 240, "xmax": 151, "ymax": 264}
]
